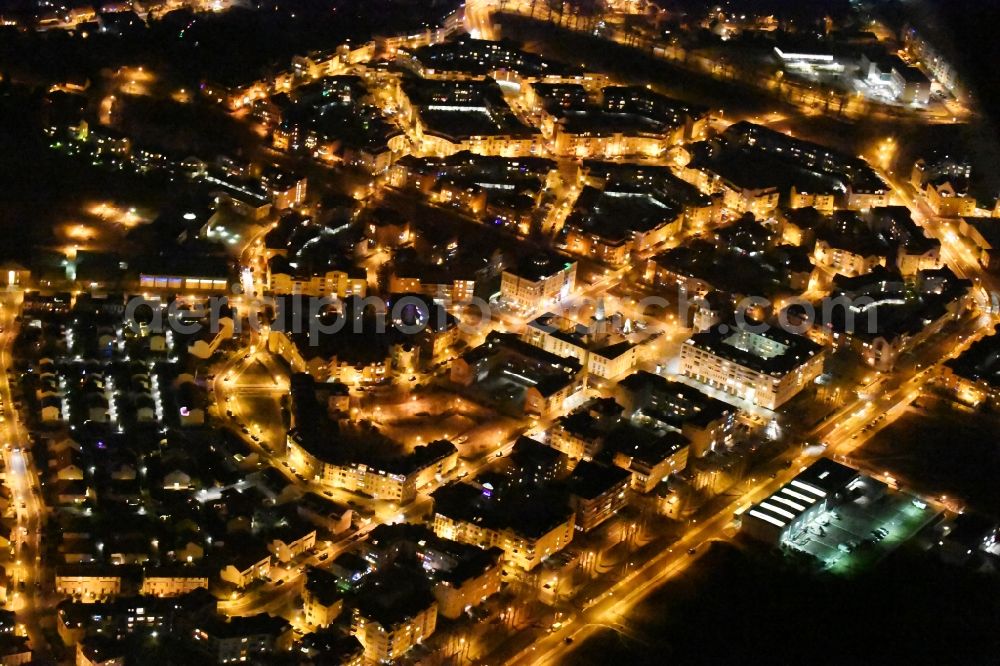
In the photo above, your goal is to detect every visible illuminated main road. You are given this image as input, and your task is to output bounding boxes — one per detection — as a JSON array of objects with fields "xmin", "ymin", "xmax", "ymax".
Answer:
[{"xmin": 0, "ymin": 290, "xmax": 49, "ymax": 655}]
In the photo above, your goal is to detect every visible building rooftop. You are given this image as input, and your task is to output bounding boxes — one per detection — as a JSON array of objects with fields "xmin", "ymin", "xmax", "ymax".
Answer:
[
  {"xmin": 432, "ymin": 481, "xmax": 573, "ymax": 540},
  {"xmin": 565, "ymin": 185, "xmax": 683, "ymax": 245},
  {"xmin": 566, "ymin": 460, "xmax": 631, "ymax": 500},
  {"xmin": 592, "ymin": 340, "xmax": 636, "ymax": 361},
  {"xmin": 694, "ymin": 142, "xmax": 842, "ymax": 194},
  {"xmin": 510, "ymin": 436, "xmax": 565, "ymax": 472},
  {"xmin": 583, "ymin": 160, "xmax": 711, "ymax": 208},
  {"xmin": 825, "ymin": 267, "xmax": 970, "ymax": 341},
  {"xmin": 720, "ymin": 121, "xmax": 881, "ymax": 191},
  {"xmin": 685, "ymin": 320, "xmax": 822, "ymax": 377},
  {"xmin": 196, "ymin": 612, "xmax": 291, "ymax": 639},
  {"xmin": 272, "ymin": 294, "xmax": 456, "ymax": 365},
  {"xmin": 618, "ymin": 371, "xmax": 735, "ymax": 428},
  {"xmin": 532, "ymin": 82, "xmax": 591, "ymax": 114},
  {"xmin": 397, "ymin": 150, "xmax": 555, "ymax": 182},
  {"xmin": 745, "ymin": 458, "xmax": 858, "ymax": 531},
  {"xmin": 216, "ymin": 538, "xmax": 272, "ymax": 572},
  {"xmin": 79, "ymin": 637, "xmax": 126, "ymax": 665},
  {"xmin": 505, "ymin": 251, "xmax": 575, "ymax": 283},
  {"xmin": 650, "ymin": 238, "xmax": 811, "ymax": 299},
  {"xmin": 421, "ymin": 108, "xmax": 537, "ymax": 140},
  {"xmin": 403, "ymin": 77, "xmax": 537, "ymax": 140},
  {"xmin": 880, "ymin": 54, "xmax": 930, "ymax": 84},
  {"xmin": 868, "ymin": 206, "xmax": 938, "ymax": 255},
  {"xmin": 602, "ymin": 85, "xmax": 708, "ymax": 126},
  {"xmin": 459, "ymin": 331, "xmax": 583, "ymax": 398},
  {"xmin": 554, "ymin": 405, "xmax": 619, "ymax": 446},
  {"xmin": 605, "ymin": 424, "xmax": 689, "ymax": 469},
  {"xmin": 817, "ymin": 211, "xmax": 889, "ymax": 258},
  {"xmin": 558, "ymin": 110, "xmax": 673, "ymax": 137},
  {"xmin": 353, "ymin": 567, "xmax": 436, "ymax": 629},
  {"xmin": 305, "ymin": 567, "xmax": 344, "ymax": 606},
  {"xmin": 300, "ymin": 631, "xmax": 365, "ymax": 662},
  {"xmin": 434, "ymin": 545, "xmax": 504, "ymax": 587},
  {"xmin": 404, "ymin": 35, "xmax": 580, "ymax": 79},
  {"xmin": 139, "ymin": 247, "xmax": 230, "ymax": 281}
]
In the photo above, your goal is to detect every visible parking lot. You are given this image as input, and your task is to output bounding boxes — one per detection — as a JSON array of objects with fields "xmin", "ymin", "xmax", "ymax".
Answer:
[{"xmin": 784, "ymin": 477, "xmax": 939, "ymax": 572}]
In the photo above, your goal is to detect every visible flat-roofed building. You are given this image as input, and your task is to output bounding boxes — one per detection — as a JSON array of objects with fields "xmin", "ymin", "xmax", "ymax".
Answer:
[
  {"xmin": 431, "ymin": 482, "xmax": 575, "ymax": 571},
  {"xmin": 741, "ymin": 458, "xmax": 859, "ymax": 545},
  {"xmin": 450, "ymin": 331, "xmax": 585, "ymax": 416},
  {"xmin": 566, "ymin": 461, "xmax": 631, "ymax": 531},
  {"xmin": 680, "ymin": 321, "xmax": 825, "ymax": 410},
  {"xmin": 427, "ymin": 546, "xmax": 503, "ymax": 619},
  {"xmin": 351, "ymin": 570, "xmax": 437, "ymax": 664},
  {"xmin": 550, "ymin": 398, "xmax": 623, "ymax": 462},
  {"xmin": 139, "ymin": 254, "xmax": 230, "ymax": 292},
  {"xmin": 302, "ymin": 569, "xmax": 344, "ymax": 629},
  {"xmin": 500, "ymin": 253, "xmax": 577, "ymax": 314},
  {"xmin": 191, "ymin": 613, "xmax": 293, "ymax": 664},
  {"xmin": 616, "ymin": 371, "xmax": 739, "ymax": 458},
  {"xmin": 562, "ymin": 185, "xmax": 684, "ymax": 266},
  {"xmin": 860, "ymin": 53, "xmax": 931, "ymax": 105},
  {"xmin": 606, "ymin": 425, "xmax": 690, "ymax": 493}
]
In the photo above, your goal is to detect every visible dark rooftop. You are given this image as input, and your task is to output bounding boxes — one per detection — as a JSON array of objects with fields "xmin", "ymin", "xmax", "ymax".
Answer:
[
  {"xmin": 431, "ymin": 481, "xmax": 573, "ymax": 540},
  {"xmin": 566, "ymin": 460, "xmax": 631, "ymax": 500},
  {"xmin": 604, "ymin": 424, "xmax": 689, "ymax": 468},
  {"xmin": 506, "ymin": 251, "xmax": 575, "ymax": 283},
  {"xmin": 353, "ymin": 567, "xmax": 435, "ymax": 629},
  {"xmin": 685, "ymin": 320, "xmax": 822, "ymax": 376}
]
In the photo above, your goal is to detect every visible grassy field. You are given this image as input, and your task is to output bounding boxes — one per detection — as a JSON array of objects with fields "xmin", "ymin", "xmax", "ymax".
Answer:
[
  {"xmin": 566, "ymin": 541, "xmax": 1000, "ymax": 665},
  {"xmin": 856, "ymin": 405, "xmax": 1000, "ymax": 517}
]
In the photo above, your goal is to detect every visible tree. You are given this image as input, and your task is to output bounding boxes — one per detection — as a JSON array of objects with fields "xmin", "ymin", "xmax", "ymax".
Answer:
[
  {"xmin": 566, "ymin": 0, "xmax": 606, "ymax": 31},
  {"xmin": 545, "ymin": 0, "xmax": 566, "ymax": 24}
]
